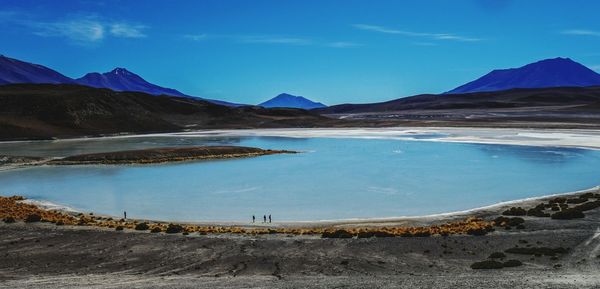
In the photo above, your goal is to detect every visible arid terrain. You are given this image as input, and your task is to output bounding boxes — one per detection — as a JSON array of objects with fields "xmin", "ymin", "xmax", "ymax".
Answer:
[{"xmin": 1, "ymin": 190, "xmax": 600, "ymax": 289}]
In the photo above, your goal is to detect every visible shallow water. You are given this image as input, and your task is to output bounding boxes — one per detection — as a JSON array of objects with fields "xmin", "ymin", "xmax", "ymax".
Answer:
[{"xmin": 0, "ymin": 133, "xmax": 599, "ymax": 221}]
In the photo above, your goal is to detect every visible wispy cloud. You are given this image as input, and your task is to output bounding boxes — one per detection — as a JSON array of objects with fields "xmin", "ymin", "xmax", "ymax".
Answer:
[
  {"xmin": 0, "ymin": 10, "xmax": 147, "ymax": 45},
  {"xmin": 411, "ymin": 42, "xmax": 438, "ymax": 46},
  {"xmin": 33, "ymin": 18, "xmax": 106, "ymax": 43},
  {"xmin": 561, "ymin": 29, "xmax": 600, "ymax": 37},
  {"xmin": 109, "ymin": 23, "xmax": 147, "ymax": 38},
  {"xmin": 184, "ymin": 33, "xmax": 360, "ymax": 48},
  {"xmin": 353, "ymin": 23, "xmax": 481, "ymax": 42},
  {"xmin": 326, "ymin": 41, "xmax": 362, "ymax": 48},
  {"xmin": 183, "ymin": 34, "xmax": 208, "ymax": 41},
  {"xmin": 237, "ymin": 35, "xmax": 312, "ymax": 45}
]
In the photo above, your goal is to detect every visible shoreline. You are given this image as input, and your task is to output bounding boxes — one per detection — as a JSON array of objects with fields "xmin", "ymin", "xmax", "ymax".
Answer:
[
  {"xmin": 171, "ymin": 127, "xmax": 600, "ymax": 150},
  {"xmin": 2, "ymin": 185, "xmax": 600, "ymax": 289},
  {"xmin": 2, "ymin": 126, "xmax": 600, "ymax": 150},
  {"xmin": 8, "ymin": 185, "xmax": 600, "ymax": 229}
]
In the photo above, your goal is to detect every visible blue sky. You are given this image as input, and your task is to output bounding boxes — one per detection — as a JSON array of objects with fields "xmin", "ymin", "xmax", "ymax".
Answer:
[{"xmin": 1, "ymin": 0, "xmax": 600, "ymax": 105}]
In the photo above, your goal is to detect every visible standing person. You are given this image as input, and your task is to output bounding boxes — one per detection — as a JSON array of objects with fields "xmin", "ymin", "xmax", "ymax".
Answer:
[
  {"xmin": 263, "ymin": 215, "xmax": 266, "ymax": 223},
  {"xmin": 252, "ymin": 215, "xmax": 255, "ymax": 223},
  {"xmin": 269, "ymin": 214, "xmax": 271, "ymax": 223},
  {"xmin": 124, "ymin": 211, "xmax": 127, "ymax": 220}
]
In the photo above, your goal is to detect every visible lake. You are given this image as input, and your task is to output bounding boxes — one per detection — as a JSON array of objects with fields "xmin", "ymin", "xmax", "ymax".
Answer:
[{"xmin": 1, "ymin": 131, "xmax": 599, "ymax": 222}]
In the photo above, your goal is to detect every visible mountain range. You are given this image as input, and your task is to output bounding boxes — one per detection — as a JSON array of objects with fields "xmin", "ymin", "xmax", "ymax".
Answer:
[
  {"xmin": 259, "ymin": 93, "xmax": 327, "ymax": 109},
  {"xmin": 0, "ymin": 55, "xmax": 75, "ymax": 85},
  {"xmin": 3, "ymin": 54, "xmax": 600, "ymax": 114},
  {"xmin": 0, "ymin": 83, "xmax": 339, "ymax": 141},
  {"xmin": 446, "ymin": 57, "xmax": 600, "ymax": 94},
  {"xmin": 0, "ymin": 55, "xmax": 239, "ymax": 107},
  {"xmin": 2, "ymin": 54, "xmax": 600, "ymax": 140},
  {"xmin": 317, "ymin": 57, "xmax": 600, "ymax": 114},
  {"xmin": 76, "ymin": 68, "xmax": 188, "ymax": 98}
]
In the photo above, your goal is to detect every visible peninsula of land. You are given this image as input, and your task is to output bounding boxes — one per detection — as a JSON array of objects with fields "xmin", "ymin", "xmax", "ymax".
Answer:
[{"xmin": 0, "ymin": 146, "xmax": 294, "ymax": 170}]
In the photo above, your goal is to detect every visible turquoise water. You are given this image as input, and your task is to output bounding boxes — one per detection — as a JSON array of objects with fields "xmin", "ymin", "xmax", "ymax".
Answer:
[{"xmin": 0, "ymin": 135, "xmax": 599, "ymax": 221}]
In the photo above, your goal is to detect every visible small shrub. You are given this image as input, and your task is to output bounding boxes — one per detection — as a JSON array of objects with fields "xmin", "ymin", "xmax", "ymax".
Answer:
[
  {"xmin": 551, "ymin": 209, "xmax": 585, "ymax": 220},
  {"xmin": 572, "ymin": 201, "xmax": 600, "ymax": 212},
  {"xmin": 527, "ymin": 208, "xmax": 550, "ymax": 217},
  {"xmin": 412, "ymin": 231, "xmax": 431, "ymax": 237},
  {"xmin": 373, "ymin": 231, "xmax": 395, "ymax": 238},
  {"xmin": 467, "ymin": 228, "xmax": 489, "ymax": 236},
  {"xmin": 150, "ymin": 227, "xmax": 162, "ymax": 233},
  {"xmin": 165, "ymin": 224, "xmax": 184, "ymax": 234},
  {"xmin": 505, "ymin": 247, "xmax": 568, "ymax": 256},
  {"xmin": 581, "ymin": 192, "xmax": 596, "ymax": 199},
  {"xmin": 134, "ymin": 223, "xmax": 149, "ymax": 230},
  {"xmin": 25, "ymin": 214, "xmax": 42, "ymax": 223},
  {"xmin": 503, "ymin": 259, "xmax": 523, "ymax": 267},
  {"xmin": 471, "ymin": 260, "xmax": 504, "ymax": 269},
  {"xmin": 322, "ymin": 230, "xmax": 353, "ymax": 238},
  {"xmin": 502, "ymin": 207, "xmax": 527, "ymax": 216},
  {"xmin": 3, "ymin": 217, "xmax": 16, "ymax": 223},
  {"xmin": 549, "ymin": 197, "xmax": 567, "ymax": 204},
  {"xmin": 567, "ymin": 197, "xmax": 587, "ymax": 204},
  {"xmin": 495, "ymin": 216, "xmax": 525, "ymax": 227},
  {"xmin": 507, "ymin": 217, "xmax": 524, "ymax": 226},
  {"xmin": 357, "ymin": 231, "xmax": 375, "ymax": 238},
  {"xmin": 488, "ymin": 252, "xmax": 506, "ymax": 259}
]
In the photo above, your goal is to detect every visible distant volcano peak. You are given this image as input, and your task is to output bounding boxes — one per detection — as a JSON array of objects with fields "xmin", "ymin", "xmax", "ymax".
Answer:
[
  {"xmin": 446, "ymin": 57, "xmax": 600, "ymax": 94},
  {"xmin": 258, "ymin": 93, "xmax": 327, "ymax": 109},
  {"xmin": 109, "ymin": 67, "xmax": 134, "ymax": 75}
]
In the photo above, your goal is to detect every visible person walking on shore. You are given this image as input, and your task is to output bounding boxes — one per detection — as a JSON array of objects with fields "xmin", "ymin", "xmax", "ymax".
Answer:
[
  {"xmin": 269, "ymin": 214, "xmax": 271, "ymax": 223},
  {"xmin": 263, "ymin": 215, "xmax": 266, "ymax": 223},
  {"xmin": 124, "ymin": 211, "xmax": 127, "ymax": 220},
  {"xmin": 252, "ymin": 215, "xmax": 255, "ymax": 223}
]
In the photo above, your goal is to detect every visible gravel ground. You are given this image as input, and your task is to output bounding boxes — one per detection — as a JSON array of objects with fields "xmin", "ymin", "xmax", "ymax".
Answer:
[{"xmin": 1, "ymin": 201, "xmax": 600, "ymax": 289}]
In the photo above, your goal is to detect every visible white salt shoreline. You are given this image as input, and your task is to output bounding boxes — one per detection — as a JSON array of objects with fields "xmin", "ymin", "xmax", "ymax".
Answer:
[
  {"xmin": 17, "ymin": 185, "xmax": 599, "ymax": 229},
  {"xmin": 2, "ymin": 127, "xmax": 600, "ymax": 150},
  {"xmin": 173, "ymin": 127, "xmax": 600, "ymax": 150}
]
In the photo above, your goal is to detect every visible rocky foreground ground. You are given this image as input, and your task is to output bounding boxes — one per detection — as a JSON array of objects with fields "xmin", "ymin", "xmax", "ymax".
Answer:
[{"xmin": 1, "ymin": 191, "xmax": 600, "ymax": 288}]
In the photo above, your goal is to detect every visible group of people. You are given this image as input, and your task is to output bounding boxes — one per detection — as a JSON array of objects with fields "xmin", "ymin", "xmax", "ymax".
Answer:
[
  {"xmin": 124, "ymin": 210, "xmax": 273, "ymax": 224},
  {"xmin": 252, "ymin": 214, "xmax": 272, "ymax": 223}
]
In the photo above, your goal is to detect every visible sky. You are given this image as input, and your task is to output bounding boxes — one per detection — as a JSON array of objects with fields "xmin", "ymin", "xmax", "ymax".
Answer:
[{"xmin": 1, "ymin": 0, "xmax": 600, "ymax": 105}]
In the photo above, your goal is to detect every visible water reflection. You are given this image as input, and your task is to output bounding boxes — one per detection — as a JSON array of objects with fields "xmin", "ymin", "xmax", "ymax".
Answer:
[{"xmin": 474, "ymin": 144, "xmax": 588, "ymax": 164}]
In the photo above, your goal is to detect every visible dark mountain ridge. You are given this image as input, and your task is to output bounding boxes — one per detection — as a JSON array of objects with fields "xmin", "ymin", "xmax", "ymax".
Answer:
[
  {"xmin": 76, "ymin": 68, "xmax": 187, "ymax": 97},
  {"xmin": 315, "ymin": 86, "xmax": 600, "ymax": 114},
  {"xmin": 0, "ymin": 55, "xmax": 74, "ymax": 85},
  {"xmin": 0, "ymin": 55, "xmax": 241, "ymax": 106},
  {"xmin": 0, "ymin": 84, "xmax": 338, "ymax": 141}
]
